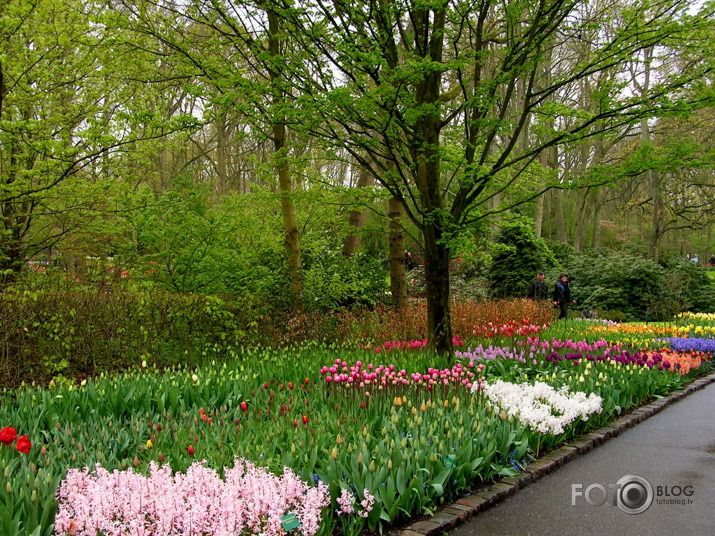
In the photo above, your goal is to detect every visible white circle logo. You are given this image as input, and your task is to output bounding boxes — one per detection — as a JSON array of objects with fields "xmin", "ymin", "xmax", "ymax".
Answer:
[{"xmin": 616, "ymin": 475, "xmax": 653, "ymax": 514}]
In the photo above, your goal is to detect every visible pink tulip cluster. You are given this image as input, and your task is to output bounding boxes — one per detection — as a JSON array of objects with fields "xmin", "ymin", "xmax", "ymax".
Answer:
[
  {"xmin": 368, "ymin": 335, "xmax": 464, "ymax": 353},
  {"xmin": 537, "ymin": 338, "xmax": 615, "ymax": 352},
  {"xmin": 55, "ymin": 458, "xmax": 329, "ymax": 536},
  {"xmin": 511, "ymin": 337, "xmax": 618, "ymax": 356},
  {"xmin": 376, "ymin": 339, "xmax": 428, "ymax": 352},
  {"xmin": 472, "ymin": 319, "xmax": 548, "ymax": 339},
  {"xmin": 320, "ymin": 359, "xmax": 481, "ymax": 391}
]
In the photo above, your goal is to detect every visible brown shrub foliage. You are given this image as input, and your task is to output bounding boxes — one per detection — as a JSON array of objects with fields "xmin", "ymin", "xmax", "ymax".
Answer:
[
  {"xmin": 1, "ymin": 290, "xmax": 555, "ymax": 387},
  {"xmin": 261, "ymin": 299, "xmax": 555, "ymax": 346}
]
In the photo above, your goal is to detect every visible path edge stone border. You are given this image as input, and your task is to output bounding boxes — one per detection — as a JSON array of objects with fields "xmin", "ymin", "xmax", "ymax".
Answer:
[{"xmin": 391, "ymin": 370, "xmax": 715, "ymax": 536}]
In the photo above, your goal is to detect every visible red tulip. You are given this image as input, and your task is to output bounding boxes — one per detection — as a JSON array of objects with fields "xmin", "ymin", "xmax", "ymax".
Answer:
[
  {"xmin": 239, "ymin": 402, "xmax": 248, "ymax": 411},
  {"xmin": 293, "ymin": 419, "xmax": 298, "ymax": 427},
  {"xmin": 187, "ymin": 445, "xmax": 195, "ymax": 455},
  {"xmin": 0, "ymin": 427, "xmax": 17, "ymax": 446},
  {"xmin": 302, "ymin": 415, "xmax": 309, "ymax": 425},
  {"xmin": 15, "ymin": 435, "xmax": 31, "ymax": 454},
  {"xmin": 288, "ymin": 382, "xmax": 294, "ymax": 389}
]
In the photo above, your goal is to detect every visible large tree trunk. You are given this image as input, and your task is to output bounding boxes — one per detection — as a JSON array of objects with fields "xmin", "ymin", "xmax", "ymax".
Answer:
[
  {"xmin": 423, "ymin": 223, "xmax": 452, "ymax": 354},
  {"xmin": 275, "ymin": 123, "xmax": 303, "ymax": 313},
  {"xmin": 418, "ymin": 138, "xmax": 453, "ymax": 354},
  {"xmin": 539, "ymin": 143, "xmax": 554, "ymax": 239},
  {"xmin": 387, "ymin": 196, "xmax": 407, "ymax": 310},
  {"xmin": 268, "ymin": 12, "xmax": 303, "ymax": 312},
  {"xmin": 413, "ymin": 6, "xmax": 452, "ymax": 354},
  {"xmin": 343, "ymin": 166, "xmax": 374, "ymax": 257}
]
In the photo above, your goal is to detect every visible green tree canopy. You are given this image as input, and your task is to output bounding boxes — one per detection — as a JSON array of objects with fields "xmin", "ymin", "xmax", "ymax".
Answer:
[{"xmin": 266, "ymin": 0, "xmax": 715, "ymax": 352}]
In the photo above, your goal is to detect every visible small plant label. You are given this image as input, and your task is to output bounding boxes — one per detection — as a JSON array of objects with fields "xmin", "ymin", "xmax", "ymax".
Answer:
[{"xmin": 281, "ymin": 513, "xmax": 300, "ymax": 532}]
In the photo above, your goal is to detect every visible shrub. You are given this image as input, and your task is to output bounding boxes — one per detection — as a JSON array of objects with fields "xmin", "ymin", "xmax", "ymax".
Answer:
[
  {"xmin": 659, "ymin": 255, "xmax": 715, "ymax": 314},
  {"xmin": 488, "ymin": 218, "xmax": 554, "ymax": 299},
  {"xmin": 302, "ymin": 251, "xmax": 388, "ymax": 310},
  {"xmin": 0, "ymin": 291, "xmax": 255, "ymax": 387},
  {"xmin": 556, "ymin": 250, "xmax": 715, "ymax": 321}
]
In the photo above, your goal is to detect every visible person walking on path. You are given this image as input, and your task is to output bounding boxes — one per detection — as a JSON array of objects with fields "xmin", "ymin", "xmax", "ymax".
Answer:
[
  {"xmin": 553, "ymin": 273, "xmax": 576, "ymax": 319},
  {"xmin": 527, "ymin": 272, "xmax": 549, "ymax": 300}
]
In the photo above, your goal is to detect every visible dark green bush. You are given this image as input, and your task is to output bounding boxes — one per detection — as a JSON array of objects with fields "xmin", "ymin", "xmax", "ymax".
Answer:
[
  {"xmin": 556, "ymin": 250, "xmax": 715, "ymax": 320},
  {"xmin": 659, "ymin": 255, "xmax": 715, "ymax": 314},
  {"xmin": 488, "ymin": 217, "xmax": 555, "ymax": 299},
  {"xmin": 0, "ymin": 291, "xmax": 257, "ymax": 388},
  {"xmin": 302, "ymin": 251, "xmax": 388, "ymax": 310}
]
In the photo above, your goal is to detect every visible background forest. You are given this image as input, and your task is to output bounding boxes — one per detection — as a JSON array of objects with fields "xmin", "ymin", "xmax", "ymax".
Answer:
[{"xmin": 2, "ymin": 0, "xmax": 715, "ymax": 381}]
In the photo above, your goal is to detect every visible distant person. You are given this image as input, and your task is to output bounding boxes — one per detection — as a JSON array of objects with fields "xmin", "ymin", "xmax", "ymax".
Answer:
[
  {"xmin": 553, "ymin": 273, "xmax": 576, "ymax": 320},
  {"xmin": 404, "ymin": 250, "xmax": 414, "ymax": 271},
  {"xmin": 527, "ymin": 272, "xmax": 549, "ymax": 300},
  {"xmin": 708, "ymin": 255, "xmax": 715, "ymax": 266}
]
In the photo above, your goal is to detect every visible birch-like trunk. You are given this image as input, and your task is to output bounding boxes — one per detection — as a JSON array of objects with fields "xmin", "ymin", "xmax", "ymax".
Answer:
[
  {"xmin": 387, "ymin": 196, "xmax": 407, "ymax": 311},
  {"xmin": 269, "ymin": 12, "xmax": 303, "ymax": 312},
  {"xmin": 343, "ymin": 166, "xmax": 374, "ymax": 257}
]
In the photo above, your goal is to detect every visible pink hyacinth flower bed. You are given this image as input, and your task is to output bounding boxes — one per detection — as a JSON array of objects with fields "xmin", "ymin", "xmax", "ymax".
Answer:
[{"xmin": 54, "ymin": 458, "xmax": 329, "ymax": 536}]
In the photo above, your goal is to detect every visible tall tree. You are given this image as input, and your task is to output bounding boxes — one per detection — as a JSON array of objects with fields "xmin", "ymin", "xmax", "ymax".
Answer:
[
  {"xmin": 0, "ymin": 0, "xmax": 195, "ymax": 280},
  {"xmin": 274, "ymin": 0, "xmax": 714, "ymax": 353},
  {"xmin": 267, "ymin": 10, "xmax": 304, "ymax": 311},
  {"xmin": 117, "ymin": 0, "xmax": 308, "ymax": 311}
]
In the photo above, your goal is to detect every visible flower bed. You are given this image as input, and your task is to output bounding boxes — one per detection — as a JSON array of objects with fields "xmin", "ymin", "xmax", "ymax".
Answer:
[
  {"xmin": 0, "ymin": 319, "xmax": 712, "ymax": 536},
  {"xmin": 55, "ymin": 459, "xmax": 329, "ymax": 536}
]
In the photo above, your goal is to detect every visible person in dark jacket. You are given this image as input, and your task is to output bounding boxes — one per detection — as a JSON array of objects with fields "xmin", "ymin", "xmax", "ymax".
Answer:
[
  {"xmin": 404, "ymin": 250, "xmax": 414, "ymax": 271},
  {"xmin": 527, "ymin": 272, "xmax": 549, "ymax": 300},
  {"xmin": 553, "ymin": 273, "xmax": 576, "ymax": 319}
]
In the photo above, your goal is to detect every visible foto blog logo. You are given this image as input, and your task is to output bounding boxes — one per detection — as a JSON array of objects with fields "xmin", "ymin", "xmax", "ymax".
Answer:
[{"xmin": 571, "ymin": 475, "xmax": 654, "ymax": 514}]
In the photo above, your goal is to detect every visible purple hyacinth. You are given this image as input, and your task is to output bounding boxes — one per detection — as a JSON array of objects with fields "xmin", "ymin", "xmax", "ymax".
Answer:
[{"xmin": 661, "ymin": 337, "xmax": 715, "ymax": 353}]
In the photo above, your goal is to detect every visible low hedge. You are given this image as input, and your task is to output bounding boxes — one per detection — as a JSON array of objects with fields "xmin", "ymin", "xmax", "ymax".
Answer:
[{"xmin": 0, "ymin": 291, "xmax": 250, "ymax": 387}]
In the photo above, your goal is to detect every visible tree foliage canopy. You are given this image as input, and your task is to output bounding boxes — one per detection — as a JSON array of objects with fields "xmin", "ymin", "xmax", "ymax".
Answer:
[{"xmin": 1, "ymin": 0, "xmax": 714, "ymax": 340}]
